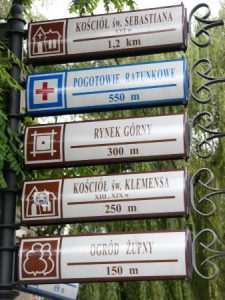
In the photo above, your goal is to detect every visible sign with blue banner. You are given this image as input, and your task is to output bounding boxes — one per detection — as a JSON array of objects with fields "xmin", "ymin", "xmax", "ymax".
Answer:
[
  {"xmin": 25, "ymin": 58, "xmax": 188, "ymax": 116},
  {"xmin": 22, "ymin": 283, "xmax": 79, "ymax": 300}
]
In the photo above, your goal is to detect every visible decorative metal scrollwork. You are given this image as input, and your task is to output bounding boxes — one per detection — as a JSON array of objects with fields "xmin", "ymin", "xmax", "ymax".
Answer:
[
  {"xmin": 189, "ymin": 3, "xmax": 224, "ymax": 47},
  {"xmin": 190, "ymin": 168, "xmax": 225, "ymax": 216},
  {"xmin": 191, "ymin": 111, "xmax": 225, "ymax": 158},
  {"xmin": 190, "ymin": 58, "xmax": 225, "ymax": 103},
  {"xmin": 192, "ymin": 229, "xmax": 225, "ymax": 279}
]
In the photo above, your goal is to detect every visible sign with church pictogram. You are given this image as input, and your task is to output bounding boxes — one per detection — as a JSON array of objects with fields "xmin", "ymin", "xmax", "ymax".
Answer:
[
  {"xmin": 27, "ymin": 4, "xmax": 187, "ymax": 65},
  {"xmin": 25, "ymin": 58, "xmax": 188, "ymax": 116},
  {"xmin": 24, "ymin": 113, "xmax": 190, "ymax": 168},
  {"xmin": 19, "ymin": 229, "xmax": 192, "ymax": 284},
  {"xmin": 21, "ymin": 169, "xmax": 189, "ymax": 225}
]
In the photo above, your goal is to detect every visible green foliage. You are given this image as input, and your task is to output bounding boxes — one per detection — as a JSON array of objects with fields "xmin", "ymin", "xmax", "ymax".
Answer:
[
  {"xmin": 0, "ymin": 41, "xmax": 30, "ymax": 188},
  {"xmin": 69, "ymin": 0, "xmax": 136, "ymax": 15},
  {"xmin": 0, "ymin": 0, "xmax": 34, "ymax": 19},
  {"xmin": 1, "ymin": 0, "xmax": 225, "ymax": 299},
  {"xmin": 69, "ymin": 0, "xmax": 99, "ymax": 15},
  {"xmin": 0, "ymin": 110, "xmax": 25, "ymax": 187},
  {"xmin": 0, "ymin": 41, "xmax": 28, "ymax": 91}
]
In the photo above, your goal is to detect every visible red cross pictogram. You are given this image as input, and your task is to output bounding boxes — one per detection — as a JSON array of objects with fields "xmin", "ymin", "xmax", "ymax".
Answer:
[{"xmin": 36, "ymin": 82, "xmax": 55, "ymax": 101}]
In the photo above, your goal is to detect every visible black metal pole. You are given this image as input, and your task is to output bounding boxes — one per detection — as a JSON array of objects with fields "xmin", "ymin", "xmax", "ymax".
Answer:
[{"xmin": 0, "ymin": 1, "xmax": 25, "ymax": 299}]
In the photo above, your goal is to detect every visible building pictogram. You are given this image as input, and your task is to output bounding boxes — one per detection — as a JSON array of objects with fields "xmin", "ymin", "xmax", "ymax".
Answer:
[
  {"xmin": 32, "ymin": 27, "xmax": 62, "ymax": 55},
  {"xmin": 26, "ymin": 187, "xmax": 57, "ymax": 217},
  {"xmin": 29, "ymin": 21, "xmax": 66, "ymax": 57},
  {"xmin": 22, "ymin": 180, "xmax": 62, "ymax": 222}
]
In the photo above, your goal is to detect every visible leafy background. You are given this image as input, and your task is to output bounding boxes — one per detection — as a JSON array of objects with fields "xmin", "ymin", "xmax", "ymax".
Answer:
[{"xmin": 0, "ymin": 0, "xmax": 225, "ymax": 299}]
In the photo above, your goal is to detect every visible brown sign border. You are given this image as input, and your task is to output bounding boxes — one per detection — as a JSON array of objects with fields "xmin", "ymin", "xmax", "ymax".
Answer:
[
  {"xmin": 21, "ymin": 169, "xmax": 189, "ymax": 225},
  {"xmin": 19, "ymin": 229, "xmax": 192, "ymax": 284},
  {"xmin": 24, "ymin": 112, "xmax": 190, "ymax": 169},
  {"xmin": 27, "ymin": 4, "xmax": 187, "ymax": 65}
]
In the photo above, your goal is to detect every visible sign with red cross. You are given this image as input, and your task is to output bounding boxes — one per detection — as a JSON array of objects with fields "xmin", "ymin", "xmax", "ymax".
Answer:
[
  {"xmin": 27, "ymin": 73, "xmax": 66, "ymax": 112},
  {"xmin": 25, "ymin": 58, "xmax": 188, "ymax": 116},
  {"xmin": 35, "ymin": 82, "xmax": 55, "ymax": 101}
]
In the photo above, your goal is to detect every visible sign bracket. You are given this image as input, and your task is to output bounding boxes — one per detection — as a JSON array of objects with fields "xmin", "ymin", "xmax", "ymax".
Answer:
[
  {"xmin": 192, "ymin": 228, "xmax": 225, "ymax": 280},
  {"xmin": 189, "ymin": 3, "xmax": 224, "ymax": 48}
]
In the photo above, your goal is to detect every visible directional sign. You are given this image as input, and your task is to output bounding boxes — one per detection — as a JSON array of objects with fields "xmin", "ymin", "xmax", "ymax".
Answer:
[
  {"xmin": 24, "ymin": 113, "xmax": 190, "ymax": 168},
  {"xmin": 27, "ymin": 4, "xmax": 187, "ymax": 65},
  {"xmin": 21, "ymin": 283, "xmax": 79, "ymax": 300},
  {"xmin": 19, "ymin": 229, "xmax": 192, "ymax": 283},
  {"xmin": 25, "ymin": 58, "xmax": 188, "ymax": 116},
  {"xmin": 21, "ymin": 169, "xmax": 189, "ymax": 225}
]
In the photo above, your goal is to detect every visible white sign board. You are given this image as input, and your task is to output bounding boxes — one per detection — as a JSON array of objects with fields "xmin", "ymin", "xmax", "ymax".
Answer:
[
  {"xmin": 21, "ymin": 169, "xmax": 189, "ymax": 225},
  {"xmin": 19, "ymin": 230, "xmax": 192, "ymax": 283},
  {"xmin": 24, "ymin": 113, "xmax": 190, "ymax": 168},
  {"xmin": 25, "ymin": 58, "xmax": 188, "ymax": 116},
  {"xmin": 27, "ymin": 4, "xmax": 187, "ymax": 65}
]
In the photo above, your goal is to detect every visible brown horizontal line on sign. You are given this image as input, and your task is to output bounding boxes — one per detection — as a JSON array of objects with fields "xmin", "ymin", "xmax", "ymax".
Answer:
[
  {"xmin": 73, "ymin": 28, "xmax": 176, "ymax": 43},
  {"xmin": 67, "ymin": 196, "xmax": 175, "ymax": 206},
  {"xmin": 70, "ymin": 139, "xmax": 177, "ymax": 149},
  {"xmin": 67, "ymin": 259, "xmax": 178, "ymax": 266}
]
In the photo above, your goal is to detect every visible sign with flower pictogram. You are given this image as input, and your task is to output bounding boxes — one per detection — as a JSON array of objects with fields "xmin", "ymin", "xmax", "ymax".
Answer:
[{"xmin": 20, "ymin": 238, "xmax": 60, "ymax": 281}]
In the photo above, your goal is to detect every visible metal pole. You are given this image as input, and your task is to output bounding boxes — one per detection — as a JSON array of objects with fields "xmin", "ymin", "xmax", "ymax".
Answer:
[{"xmin": 0, "ymin": 0, "xmax": 25, "ymax": 299}]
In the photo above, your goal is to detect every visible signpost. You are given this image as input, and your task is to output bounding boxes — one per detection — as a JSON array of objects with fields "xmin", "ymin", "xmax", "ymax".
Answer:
[
  {"xmin": 19, "ymin": 229, "xmax": 192, "ymax": 283},
  {"xmin": 5, "ymin": 1, "xmax": 225, "ymax": 296},
  {"xmin": 25, "ymin": 58, "xmax": 188, "ymax": 116},
  {"xmin": 27, "ymin": 4, "xmax": 187, "ymax": 65},
  {"xmin": 21, "ymin": 283, "xmax": 79, "ymax": 300},
  {"xmin": 24, "ymin": 113, "xmax": 190, "ymax": 168},
  {"xmin": 21, "ymin": 169, "xmax": 189, "ymax": 225}
]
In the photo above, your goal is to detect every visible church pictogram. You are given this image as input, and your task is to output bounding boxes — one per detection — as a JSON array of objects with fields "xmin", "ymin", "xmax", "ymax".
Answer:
[
  {"xmin": 32, "ymin": 27, "xmax": 62, "ymax": 55},
  {"xmin": 26, "ymin": 187, "xmax": 57, "ymax": 217},
  {"xmin": 23, "ymin": 180, "xmax": 61, "ymax": 221},
  {"xmin": 30, "ymin": 21, "xmax": 66, "ymax": 57}
]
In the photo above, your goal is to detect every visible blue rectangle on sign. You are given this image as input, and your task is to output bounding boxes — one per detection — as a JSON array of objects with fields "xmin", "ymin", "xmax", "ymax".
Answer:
[
  {"xmin": 21, "ymin": 283, "xmax": 79, "ymax": 300},
  {"xmin": 26, "ymin": 58, "xmax": 188, "ymax": 116}
]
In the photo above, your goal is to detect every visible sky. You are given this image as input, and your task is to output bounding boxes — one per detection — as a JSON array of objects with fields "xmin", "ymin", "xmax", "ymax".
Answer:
[{"xmin": 36, "ymin": 0, "xmax": 222, "ymax": 20}]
